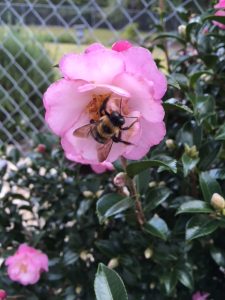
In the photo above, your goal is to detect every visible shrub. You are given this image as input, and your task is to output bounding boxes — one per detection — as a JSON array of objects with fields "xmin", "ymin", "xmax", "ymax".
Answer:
[
  {"xmin": 1, "ymin": 4, "xmax": 225, "ymax": 300},
  {"xmin": 0, "ymin": 29, "xmax": 55, "ymax": 145}
]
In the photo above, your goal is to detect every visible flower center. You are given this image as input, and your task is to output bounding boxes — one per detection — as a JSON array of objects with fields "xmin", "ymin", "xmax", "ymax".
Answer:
[
  {"xmin": 19, "ymin": 263, "xmax": 28, "ymax": 273},
  {"xmin": 86, "ymin": 93, "xmax": 111, "ymax": 122}
]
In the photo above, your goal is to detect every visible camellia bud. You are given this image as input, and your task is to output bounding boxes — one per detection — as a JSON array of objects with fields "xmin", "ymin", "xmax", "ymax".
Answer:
[
  {"xmin": 75, "ymin": 285, "xmax": 82, "ymax": 295},
  {"xmin": 211, "ymin": 193, "xmax": 225, "ymax": 210},
  {"xmin": 178, "ymin": 24, "xmax": 186, "ymax": 38},
  {"xmin": 149, "ymin": 181, "xmax": 157, "ymax": 188},
  {"xmin": 82, "ymin": 190, "xmax": 94, "ymax": 198},
  {"xmin": 107, "ymin": 257, "xmax": 119, "ymax": 269},
  {"xmin": 113, "ymin": 172, "xmax": 127, "ymax": 187},
  {"xmin": 36, "ymin": 144, "xmax": 46, "ymax": 153},
  {"xmin": 165, "ymin": 139, "xmax": 175, "ymax": 150},
  {"xmin": 144, "ymin": 248, "xmax": 153, "ymax": 259},
  {"xmin": 0, "ymin": 290, "xmax": 7, "ymax": 300},
  {"xmin": 184, "ymin": 144, "xmax": 199, "ymax": 158}
]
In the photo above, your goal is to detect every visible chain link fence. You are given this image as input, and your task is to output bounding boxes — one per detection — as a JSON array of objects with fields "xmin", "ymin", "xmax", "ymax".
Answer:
[{"xmin": 0, "ymin": 0, "xmax": 208, "ymax": 151}]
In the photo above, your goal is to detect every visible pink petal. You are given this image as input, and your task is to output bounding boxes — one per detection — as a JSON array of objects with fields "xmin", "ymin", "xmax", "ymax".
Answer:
[
  {"xmin": 84, "ymin": 43, "xmax": 106, "ymax": 53},
  {"xmin": 43, "ymin": 79, "xmax": 91, "ymax": 136},
  {"xmin": 124, "ymin": 118, "xmax": 166, "ymax": 160},
  {"xmin": 59, "ymin": 50, "xmax": 125, "ymax": 84},
  {"xmin": 112, "ymin": 40, "xmax": 133, "ymax": 52},
  {"xmin": 78, "ymin": 83, "xmax": 130, "ymax": 98},
  {"xmin": 113, "ymin": 72, "xmax": 165, "ymax": 123},
  {"xmin": 91, "ymin": 162, "xmax": 114, "ymax": 174},
  {"xmin": 119, "ymin": 46, "xmax": 167, "ymax": 100}
]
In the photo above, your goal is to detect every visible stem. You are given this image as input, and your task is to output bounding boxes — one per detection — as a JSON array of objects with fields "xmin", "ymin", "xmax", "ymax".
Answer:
[{"xmin": 120, "ymin": 157, "xmax": 145, "ymax": 226}]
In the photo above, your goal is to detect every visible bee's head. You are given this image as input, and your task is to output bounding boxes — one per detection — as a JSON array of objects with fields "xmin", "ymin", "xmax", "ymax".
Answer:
[{"xmin": 110, "ymin": 111, "xmax": 125, "ymax": 127}]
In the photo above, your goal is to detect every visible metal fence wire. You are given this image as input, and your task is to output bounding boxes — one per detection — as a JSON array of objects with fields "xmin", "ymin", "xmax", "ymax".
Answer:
[{"xmin": 0, "ymin": 0, "xmax": 208, "ymax": 150}]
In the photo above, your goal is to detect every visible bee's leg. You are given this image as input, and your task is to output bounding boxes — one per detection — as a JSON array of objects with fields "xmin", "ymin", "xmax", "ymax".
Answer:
[
  {"xmin": 121, "ymin": 118, "xmax": 138, "ymax": 131},
  {"xmin": 112, "ymin": 133, "xmax": 133, "ymax": 146}
]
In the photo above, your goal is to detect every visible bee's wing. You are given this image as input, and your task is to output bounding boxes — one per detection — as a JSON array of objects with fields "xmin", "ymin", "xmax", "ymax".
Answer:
[
  {"xmin": 73, "ymin": 123, "xmax": 94, "ymax": 138},
  {"xmin": 97, "ymin": 140, "xmax": 113, "ymax": 162}
]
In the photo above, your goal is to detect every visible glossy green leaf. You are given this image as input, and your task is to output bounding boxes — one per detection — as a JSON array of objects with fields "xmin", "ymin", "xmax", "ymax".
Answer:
[
  {"xmin": 96, "ymin": 194, "xmax": 133, "ymax": 224},
  {"xmin": 94, "ymin": 263, "xmax": 128, "ymax": 300},
  {"xmin": 186, "ymin": 216, "xmax": 219, "ymax": 241},
  {"xmin": 182, "ymin": 153, "xmax": 199, "ymax": 177},
  {"xmin": 203, "ymin": 15, "xmax": 225, "ymax": 25},
  {"xmin": 178, "ymin": 266, "xmax": 194, "ymax": 290},
  {"xmin": 199, "ymin": 172, "xmax": 222, "ymax": 202},
  {"xmin": 161, "ymin": 270, "xmax": 177, "ymax": 295},
  {"xmin": 167, "ymin": 76, "xmax": 181, "ymax": 89},
  {"xmin": 210, "ymin": 246, "xmax": 225, "ymax": 268},
  {"xmin": 145, "ymin": 187, "xmax": 172, "ymax": 212},
  {"xmin": 198, "ymin": 141, "xmax": 221, "ymax": 170},
  {"xmin": 176, "ymin": 200, "xmax": 213, "ymax": 215},
  {"xmin": 144, "ymin": 215, "xmax": 169, "ymax": 241},
  {"xmin": 216, "ymin": 124, "xmax": 225, "ymax": 141},
  {"xmin": 153, "ymin": 33, "xmax": 186, "ymax": 44},
  {"xmin": 189, "ymin": 70, "xmax": 213, "ymax": 88},
  {"xmin": 163, "ymin": 98, "xmax": 193, "ymax": 114},
  {"xmin": 127, "ymin": 157, "xmax": 177, "ymax": 177}
]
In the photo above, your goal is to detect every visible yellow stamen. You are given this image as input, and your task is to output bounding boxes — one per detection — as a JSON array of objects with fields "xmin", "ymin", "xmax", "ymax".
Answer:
[{"xmin": 86, "ymin": 94, "xmax": 111, "ymax": 121}]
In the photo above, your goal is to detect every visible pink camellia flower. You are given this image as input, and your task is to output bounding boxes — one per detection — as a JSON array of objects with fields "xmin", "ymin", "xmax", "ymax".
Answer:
[
  {"xmin": 214, "ymin": 0, "xmax": 225, "ymax": 29},
  {"xmin": 192, "ymin": 291, "xmax": 210, "ymax": 300},
  {"xmin": 0, "ymin": 290, "xmax": 7, "ymax": 300},
  {"xmin": 91, "ymin": 162, "xmax": 114, "ymax": 174},
  {"xmin": 5, "ymin": 244, "xmax": 48, "ymax": 286},
  {"xmin": 43, "ymin": 40, "xmax": 167, "ymax": 164}
]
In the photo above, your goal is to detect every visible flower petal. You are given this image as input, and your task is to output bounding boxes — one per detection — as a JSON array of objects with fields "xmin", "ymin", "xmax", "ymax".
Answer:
[
  {"xmin": 43, "ymin": 79, "xmax": 91, "ymax": 136},
  {"xmin": 113, "ymin": 72, "xmax": 165, "ymax": 122},
  {"xmin": 91, "ymin": 162, "xmax": 114, "ymax": 174},
  {"xmin": 78, "ymin": 83, "xmax": 130, "ymax": 98},
  {"xmin": 124, "ymin": 118, "xmax": 166, "ymax": 160},
  {"xmin": 119, "ymin": 46, "xmax": 167, "ymax": 100},
  {"xmin": 84, "ymin": 43, "xmax": 106, "ymax": 53},
  {"xmin": 112, "ymin": 40, "xmax": 132, "ymax": 52},
  {"xmin": 59, "ymin": 49, "xmax": 125, "ymax": 84}
]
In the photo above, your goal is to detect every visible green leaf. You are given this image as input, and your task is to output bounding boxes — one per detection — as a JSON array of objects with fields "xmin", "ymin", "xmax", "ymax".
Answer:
[
  {"xmin": 216, "ymin": 124, "xmax": 225, "ymax": 141},
  {"xmin": 199, "ymin": 172, "xmax": 222, "ymax": 203},
  {"xmin": 163, "ymin": 98, "xmax": 193, "ymax": 114},
  {"xmin": 153, "ymin": 33, "xmax": 186, "ymax": 44},
  {"xmin": 176, "ymin": 200, "xmax": 214, "ymax": 215},
  {"xmin": 190, "ymin": 94, "xmax": 215, "ymax": 124},
  {"xmin": 178, "ymin": 266, "xmax": 194, "ymax": 290},
  {"xmin": 185, "ymin": 216, "xmax": 219, "ymax": 241},
  {"xmin": 96, "ymin": 194, "xmax": 133, "ymax": 224},
  {"xmin": 167, "ymin": 76, "xmax": 181, "ymax": 89},
  {"xmin": 143, "ymin": 215, "xmax": 169, "ymax": 241},
  {"xmin": 127, "ymin": 157, "xmax": 177, "ymax": 177},
  {"xmin": 210, "ymin": 246, "xmax": 225, "ymax": 268},
  {"xmin": 182, "ymin": 153, "xmax": 199, "ymax": 177},
  {"xmin": 189, "ymin": 70, "xmax": 213, "ymax": 88},
  {"xmin": 176, "ymin": 121, "xmax": 202, "ymax": 148},
  {"xmin": 94, "ymin": 263, "xmax": 128, "ymax": 300},
  {"xmin": 207, "ymin": 168, "xmax": 225, "ymax": 180},
  {"xmin": 203, "ymin": 15, "xmax": 225, "ymax": 25},
  {"xmin": 198, "ymin": 141, "xmax": 221, "ymax": 170},
  {"xmin": 161, "ymin": 270, "xmax": 177, "ymax": 295},
  {"xmin": 145, "ymin": 187, "xmax": 172, "ymax": 212}
]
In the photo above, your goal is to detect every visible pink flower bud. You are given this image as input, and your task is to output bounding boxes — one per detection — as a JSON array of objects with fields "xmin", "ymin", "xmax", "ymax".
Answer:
[
  {"xmin": 36, "ymin": 144, "xmax": 46, "ymax": 153},
  {"xmin": 0, "ymin": 290, "xmax": 7, "ymax": 300},
  {"xmin": 113, "ymin": 172, "xmax": 127, "ymax": 187}
]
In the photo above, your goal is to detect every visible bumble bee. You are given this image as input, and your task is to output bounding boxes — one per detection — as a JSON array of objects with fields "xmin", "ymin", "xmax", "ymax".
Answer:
[{"xmin": 73, "ymin": 96, "xmax": 137, "ymax": 162}]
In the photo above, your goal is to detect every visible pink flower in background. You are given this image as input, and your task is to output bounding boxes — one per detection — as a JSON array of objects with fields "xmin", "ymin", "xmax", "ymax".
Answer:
[
  {"xmin": 5, "ymin": 244, "xmax": 48, "ymax": 285},
  {"xmin": 0, "ymin": 290, "xmax": 7, "ymax": 300},
  {"xmin": 214, "ymin": 0, "xmax": 225, "ymax": 29},
  {"xmin": 192, "ymin": 291, "xmax": 210, "ymax": 300},
  {"xmin": 43, "ymin": 40, "xmax": 167, "ymax": 164},
  {"xmin": 91, "ymin": 162, "xmax": 114, "ymax": 174}
]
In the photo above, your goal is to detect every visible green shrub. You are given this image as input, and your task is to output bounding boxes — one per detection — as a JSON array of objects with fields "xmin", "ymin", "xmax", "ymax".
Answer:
[{"xmin": 0, "ymin": 30, "xmax": 55, "ymax": 144}]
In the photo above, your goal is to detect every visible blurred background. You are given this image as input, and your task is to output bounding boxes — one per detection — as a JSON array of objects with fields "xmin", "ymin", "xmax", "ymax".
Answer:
[{"xmin": 0, "ymin": 0, "xmax": 208, "ymax": 151}]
